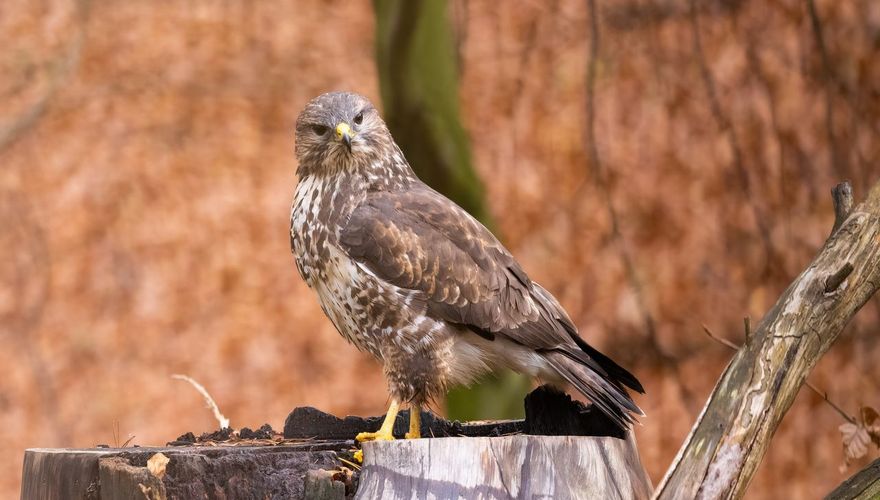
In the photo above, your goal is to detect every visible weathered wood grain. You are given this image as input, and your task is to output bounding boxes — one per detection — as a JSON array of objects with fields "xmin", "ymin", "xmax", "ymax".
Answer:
[
  {"xmin": 654, "ymin": 180, "xmax": 880, "ymax": 500},
  {"xmin": 826, "ymin": 458, "xmax": 880, "ymax": 500},
  {"xmin": 20, "ymin": 449, "xmax": 105, "ymax": 500},
  {"xmin": 356, "ymin": 434, "xmax": 652, "ymax": 500},
  {"xmin": 99, "ymin": 456, "xmax": 165, "ymax": 500}
]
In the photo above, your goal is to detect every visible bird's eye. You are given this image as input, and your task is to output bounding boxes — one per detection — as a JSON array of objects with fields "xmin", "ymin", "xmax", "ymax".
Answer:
[
  {"xmin": 353, "ymin": 112, "xmax": 364, "ymax": 125},
  {"xmin": 311, "ymin": 124, "xmax": 329, "ymax": 137}
]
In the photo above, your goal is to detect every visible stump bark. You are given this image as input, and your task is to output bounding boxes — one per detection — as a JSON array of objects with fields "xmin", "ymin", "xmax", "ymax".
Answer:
[{"xmin": 21, "ymin": 443, "xmax": 346, "ymax": 500}]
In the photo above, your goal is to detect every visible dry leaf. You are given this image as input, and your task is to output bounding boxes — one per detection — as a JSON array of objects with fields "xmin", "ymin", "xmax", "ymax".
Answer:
[
  {"xmin": 861, "ymin": 406, "xmax": 880, "ymax": 447},
  {"xmin": 147, "ymin": 452, "xmax": 170, "ymax": 478},
  {"xmin": 839, "ymin": 422, "xmax": 870, "ymax": 465}
]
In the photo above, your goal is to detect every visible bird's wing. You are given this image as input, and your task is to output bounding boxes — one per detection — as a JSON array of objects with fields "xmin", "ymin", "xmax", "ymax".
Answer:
[{"xmin": 339, "ymin": 183, "xmax": 643, "ymax": 393}]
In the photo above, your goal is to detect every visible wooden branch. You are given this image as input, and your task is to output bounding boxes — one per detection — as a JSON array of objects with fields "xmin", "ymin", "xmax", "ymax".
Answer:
[
  {"xmin": 357, "ymin": 434, "xmax": 652, "ymax": 500},
  {"xmin": 826, "ymin": 458, "xmax": 880, "ymax": 500},
  {"xmin": 654, "ymin": 179, "xmax": 880, "ymax": 500}
]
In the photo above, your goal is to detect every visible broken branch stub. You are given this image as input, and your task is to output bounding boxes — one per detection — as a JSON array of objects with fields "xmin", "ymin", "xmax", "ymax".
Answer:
[{"xmin": 654, "ymin": 179, "xmax": 880, "ymax": 500}]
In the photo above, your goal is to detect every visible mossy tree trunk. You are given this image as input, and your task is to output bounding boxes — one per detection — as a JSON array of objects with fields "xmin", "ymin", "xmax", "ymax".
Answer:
[
  {"xmin": 373, "ymin": 0, "xmax": 486, "ymax": 222},
  {"xmin": 372, "ymin": 0, "xmax": 529, "ymax": 420}
]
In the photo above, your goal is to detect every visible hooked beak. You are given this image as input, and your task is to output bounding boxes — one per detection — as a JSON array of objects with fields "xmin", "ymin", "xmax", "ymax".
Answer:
[{"xmin": 335, "ymin": 122, "xmax": 353, "ymax": 152}]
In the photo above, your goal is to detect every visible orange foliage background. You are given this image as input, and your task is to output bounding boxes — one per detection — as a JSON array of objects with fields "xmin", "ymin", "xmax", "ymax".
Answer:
[{"xmin": 1, "ymin": 0, "xmax": 878, "ymax": 497}]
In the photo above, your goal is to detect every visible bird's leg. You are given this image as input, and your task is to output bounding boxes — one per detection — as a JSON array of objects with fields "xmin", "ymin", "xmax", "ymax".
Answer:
[
  {"xmin": 355, "ymin": 399, "xmax": 400, "ymax": 442},
  {"xmin": 405, "ymin": 403, "xmax": 421, "ymax": 439}
]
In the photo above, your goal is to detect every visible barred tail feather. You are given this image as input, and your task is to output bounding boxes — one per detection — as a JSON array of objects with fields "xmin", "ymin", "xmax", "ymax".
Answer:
[{"xmin": 544, "ymin": 351, "xmax": 644, "ymax": 430}]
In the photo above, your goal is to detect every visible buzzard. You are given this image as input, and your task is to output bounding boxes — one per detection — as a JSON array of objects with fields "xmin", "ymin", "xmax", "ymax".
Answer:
[{"xmin": 290, "ymin": 92, "xmax": 643, "ymax": 446}]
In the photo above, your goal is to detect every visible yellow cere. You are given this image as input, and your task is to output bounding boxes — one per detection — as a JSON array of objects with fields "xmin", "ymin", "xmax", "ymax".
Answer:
[{"xmin": 335, "ymin": 122, "xmax": 353, "ymax": 139}]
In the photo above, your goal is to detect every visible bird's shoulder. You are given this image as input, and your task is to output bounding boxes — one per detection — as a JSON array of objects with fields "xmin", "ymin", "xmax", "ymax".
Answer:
[
  {"xmin": 340, "ymin": 183, "xmax": 554, "ymax": 334},
  {"xmin": 339, "ymin": 182, "xmax": 512, "ymax": 283}
]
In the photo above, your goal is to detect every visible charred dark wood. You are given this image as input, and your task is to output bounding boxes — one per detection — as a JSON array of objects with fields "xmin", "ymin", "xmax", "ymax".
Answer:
[
  {"xmin": 284, "ymin": 406, "xmax": 522, "ymax": 440},
  {"xmin": 524, "ymin": 385, "xmax": 626, "ymax": 438},
  {"xmin": 285, "ymin": 384, "xmax": 621, "ymax": 441}
]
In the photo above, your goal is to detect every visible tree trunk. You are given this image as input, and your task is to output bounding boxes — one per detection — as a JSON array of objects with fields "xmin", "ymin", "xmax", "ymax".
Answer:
[
  {"xmin": 372, "ymin": 0, "xmax": 531, "ymax": 422},
  {"xmin": 654, "ymin": 180, "xmax": 880, "ymax": 500},
  {"xmin": 372, "ymin": 0, "xmax": 488, "ymax": 223}
]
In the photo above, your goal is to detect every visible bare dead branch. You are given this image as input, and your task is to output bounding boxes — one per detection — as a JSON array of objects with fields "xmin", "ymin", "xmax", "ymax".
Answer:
[
  {"xmin": 702, "ymin": 324, "xmax": 855, "ymax": 424},
  {"xmin": 701, "ymin": 325, "xmax": 741, "ymax": 351},
  {"xmin": 656, "ymin": 179, "xmax": 880, "ymax": 499}
]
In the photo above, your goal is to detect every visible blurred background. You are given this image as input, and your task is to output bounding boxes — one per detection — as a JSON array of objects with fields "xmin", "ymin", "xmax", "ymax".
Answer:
[{"xmin": 1, "ymin": 0, "xmax": 878, "ymax": 497}]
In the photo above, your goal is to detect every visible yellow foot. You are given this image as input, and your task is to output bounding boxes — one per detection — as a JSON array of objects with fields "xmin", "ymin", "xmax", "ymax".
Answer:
[
  {"xmin": 353, "ymin": 450, "xmax": 364, "ymax": 463},
  {"xmin": 405, "ymin": 404, "xmax": 422, "ymax": 439},
  {"xmin": 355, "ymin": 430, "xmax": 395, "ymax": 443}
]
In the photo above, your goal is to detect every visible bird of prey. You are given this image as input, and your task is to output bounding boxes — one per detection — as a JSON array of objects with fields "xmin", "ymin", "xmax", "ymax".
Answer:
[{"xmin": 290, "ymin": 91, "xmax": 643, "ymax": 446}]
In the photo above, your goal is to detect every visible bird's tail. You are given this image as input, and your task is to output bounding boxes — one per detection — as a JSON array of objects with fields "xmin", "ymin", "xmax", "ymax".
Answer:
[{"xmin": 544, "ymin": 351, "xmax": 644, "ymax": 430}]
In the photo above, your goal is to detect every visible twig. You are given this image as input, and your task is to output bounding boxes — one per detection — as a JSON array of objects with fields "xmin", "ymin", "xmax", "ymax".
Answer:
[
  {"xmin": 172, "ymin": 374, "xmax": 231, "ymax": 429},
  {"xmin": 805, "ymin": 381, "xmax": 855, "ymax": 424},
  {"xmin": 831, "ymin": 181, "xmax": 854, "ymax": 235},
  {"xmin": 701, "ymin": 324, "xmax": 740, "ymax": 351},
  {"xmin": 701, "ymin": 324, "xmax": 855, "ymax": 423},
  {"xmin": 112, "ymin": 421, "xmax": 136, "ymax": 449}
]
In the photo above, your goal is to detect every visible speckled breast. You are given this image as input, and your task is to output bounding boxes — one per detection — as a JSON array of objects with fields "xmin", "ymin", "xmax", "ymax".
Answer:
[{"xmin": 290, "ymin": 174, "xmax": 416, "ymax": 358}]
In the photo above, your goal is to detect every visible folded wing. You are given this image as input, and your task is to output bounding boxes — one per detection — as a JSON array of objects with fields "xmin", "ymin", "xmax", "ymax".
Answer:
[{"xmin": 340, "ymin": 183, "xmax": 643, "ymax": 427}]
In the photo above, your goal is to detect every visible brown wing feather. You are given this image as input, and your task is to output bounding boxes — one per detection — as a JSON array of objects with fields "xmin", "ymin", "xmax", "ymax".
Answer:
[
  {"xmin": 340, "ymin": 183, "xmax": 643, "ymax": 395},
  {"xmin": 342, "ymin": 185, "xmax": 539, "ymax": 333}
]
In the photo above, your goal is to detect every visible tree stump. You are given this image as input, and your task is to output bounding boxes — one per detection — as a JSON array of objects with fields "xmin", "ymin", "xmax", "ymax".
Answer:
[
  {"xmin": 357, "ymin": 434, "xmax": 650, "ymax": 499},
  {"xmin": 21, "ymin": 386, "xmax": 651, "ymax": 499}
]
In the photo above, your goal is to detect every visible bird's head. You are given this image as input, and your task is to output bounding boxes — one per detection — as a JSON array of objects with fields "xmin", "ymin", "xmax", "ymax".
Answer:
[{"xmin": 294, "ymin": 92, "xmax": 391, "ymax": 175}]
